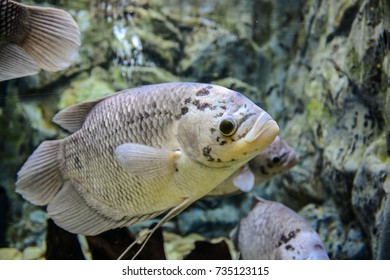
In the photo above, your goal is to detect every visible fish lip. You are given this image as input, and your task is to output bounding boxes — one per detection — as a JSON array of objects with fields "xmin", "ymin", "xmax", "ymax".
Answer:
[
  {"xmin": 278, "ymin": 149, "xmax": 298, "ymax": 168},
  {"xmin": 285, "ymin": 150, "xmax": 299, "ymax": 167},
  {"xmin": 244, "ymin": 112, "xmax": 279, "ymax": 143}
]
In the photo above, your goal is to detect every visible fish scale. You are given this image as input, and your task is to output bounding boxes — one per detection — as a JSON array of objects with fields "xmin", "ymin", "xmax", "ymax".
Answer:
[{"xmin": 61, "ymin": 90, "xmax": 184, "ymax": 216}]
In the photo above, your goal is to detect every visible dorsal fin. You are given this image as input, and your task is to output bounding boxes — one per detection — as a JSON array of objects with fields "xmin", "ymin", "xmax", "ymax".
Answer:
[{"xmin": 53, "ymin": 95, "xmax": 109, "ymax": 133}]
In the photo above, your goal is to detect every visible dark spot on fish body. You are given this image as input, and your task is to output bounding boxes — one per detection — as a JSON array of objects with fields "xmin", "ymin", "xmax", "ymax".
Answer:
[
  {"xmin": 184, "ymin": 98, "xmax": 192, "ymax": 104},
  {"xmin": 181, "ymin": 106, "xmax": 189, "ymax": 116},
  {"xmin": 220, "ymin": 140, "xmax": 227, "ymax": 146},
  {"xmin": 290, "ymin": 230, "xmax": 299, "ymax": 238},
  {"xmin": 203, "ymin": 145, "xmax": 215, "ymax": 162},
  {"xmin": 196, "ymin": 88, "xmax": 210, "ymax": 96},
  {"xmin": 191, "ymin": 99, "xmax": 201, "ymax": 109},
  {"xmin": 210, "ymin": 128, "xmax": 216, "ymax": 134},
  {"xmin": 213, "ymin": 112, "xmax": 224, "ymax": 118},
  {"xmin": 279, "ymin": 230, "xmax": 297, "ymax": 245},
  {"xmin": 285, "ymin": 245, "xmax": 295, "ymax": 251},
  {"xmin": 191, "ymin": 99, "xmax": 216, "ymax": 111}
]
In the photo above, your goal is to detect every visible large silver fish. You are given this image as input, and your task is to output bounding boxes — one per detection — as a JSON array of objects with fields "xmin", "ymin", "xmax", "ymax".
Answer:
[
  {"xmin": 208, "ymin": 136, "xmax": 298, "ymax": 196},
  {"xmin": 0, "ymin": 0, "xmax": 80, "ymax": 81},
  {"xmin": 234, "ymin": 197, "xmax": 329, "ymax": 260},
  {"xmin": 16, "ymin": 82, "xmax": 279, "ymax": 236}
]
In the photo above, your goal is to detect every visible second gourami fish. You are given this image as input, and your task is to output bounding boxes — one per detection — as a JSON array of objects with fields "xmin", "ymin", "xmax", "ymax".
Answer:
[
  {"xmin": 234, "ymin": 197, "xmax": 329, "ymax": 260},
  {"xmin": 208, "ymin": 136, "xmax": 298, "ymax": 196},
  {"xmin": 16, "ymin": 82, "xmax": 279, "ymax": 236}
]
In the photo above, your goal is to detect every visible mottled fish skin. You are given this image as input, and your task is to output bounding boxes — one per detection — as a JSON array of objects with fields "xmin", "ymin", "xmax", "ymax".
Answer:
[
  {"xmin": 208, "ymin": 136, "xmax": 298, "ymax": 196},
  {"xmin": 16, "ymin": 82, "xmax": 279, "ymax": 235},
  {"xmin": 0, "ymin": 0, "xmax": 80, "ymax": 81},
  {"xmin": 235, "ymin": 197, "xmax": 329, "ymax": 260}
]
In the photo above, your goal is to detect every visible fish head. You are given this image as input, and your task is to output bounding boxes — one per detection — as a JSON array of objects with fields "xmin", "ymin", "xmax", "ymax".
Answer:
[
  {"xmin": 176, "ymin": 85, "xmax": 279, "ymax": 168},
  {"xmin": 248, "ymin": 136, "xmax": 299, "ymax": 179},
  {"xmin": 276, "ymin": 231, "xmax": 330, "ymax": 260}
]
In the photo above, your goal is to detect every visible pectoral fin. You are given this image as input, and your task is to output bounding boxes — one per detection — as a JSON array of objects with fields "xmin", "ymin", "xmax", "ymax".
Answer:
[
  {"xmin": 114, "ymin": 143, "xmax": 181, "ymax": 176},
  {"xmin": 232, "ymin": 165, "xmax": 255, "ymax": 192}
]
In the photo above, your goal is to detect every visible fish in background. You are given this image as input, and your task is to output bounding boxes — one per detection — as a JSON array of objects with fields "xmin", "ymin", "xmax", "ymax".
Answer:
[
  {"xmin": 233, "ymin": 197, "xmax": 329, "ymax": 260},
  {"xmin": 16, "ymin": 82, "xmax": 279, "ymax": 249},
  {"xmin": 0, "ymin": 0, "xmax": 80, "ymax": 82},
  {"xmin": 208, "ymin": 136, "xmax": 298, "ymax": 196}
]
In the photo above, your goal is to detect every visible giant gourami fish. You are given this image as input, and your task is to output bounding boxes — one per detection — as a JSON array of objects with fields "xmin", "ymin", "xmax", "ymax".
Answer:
[
  {"xmin": 234, "ymin": 197, "xmax": 329, "ymax": 260},
  {"xmin": 16, "ymin": 82, "xmax": 279, "ymax": 237},
  {"xmin": 208, "ymin": 136, "xmax": 298, "ymax": 196},
  {"xmin": 0, "ymin": 0, "xmax": 80, "ymax": 81}
]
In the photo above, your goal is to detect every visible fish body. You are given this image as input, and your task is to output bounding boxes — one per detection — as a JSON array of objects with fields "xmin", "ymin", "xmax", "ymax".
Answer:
[
  {"xmin": 0, "ymin": 0, "xmax": 80, "ymax": 81},
  {"xmin": 234, "ymin": 197, "xmax": 329, "ymax": 260},
  {"xmin": 16, "ymin": 82, "xmax": 279, "ymax": 236},
  {"xmin": 208, "ymin": 136, "xmax": 298, "ymax": 196}
]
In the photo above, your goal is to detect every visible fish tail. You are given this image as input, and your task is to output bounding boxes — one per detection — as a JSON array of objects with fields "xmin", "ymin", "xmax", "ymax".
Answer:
[
  {"xmin": 20, "ymin": 5, "xmax": 81, "ymax": 71},
  {"xmin": 0, "ymin": 43, "xmax": 40, "ymax": 82},
  {"xmin": 16, "ymin": 140, "xmax": 64, "ymax": 206}
]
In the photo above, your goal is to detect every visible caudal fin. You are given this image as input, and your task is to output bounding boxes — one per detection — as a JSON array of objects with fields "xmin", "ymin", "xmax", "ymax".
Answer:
[
  {"xmin": 16, "ymin": 140, "xmax": 64, "ymax": 206},
  {"xmin": 0, "ymin": 43, "xmax": 40, "ymax": 82},
  {"xmin": 20, "ymin": 5, "xmax": 81, "ymax": 72}
]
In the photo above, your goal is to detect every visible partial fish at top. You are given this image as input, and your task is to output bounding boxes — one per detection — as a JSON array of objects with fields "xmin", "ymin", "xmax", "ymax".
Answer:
[
  {"xmin": 0, "ymin": 0, "xmax": 80, "ymax": 82},
  {"xmin": 16, "ymin": 82, "xmax": 279, "ymax": 240}
]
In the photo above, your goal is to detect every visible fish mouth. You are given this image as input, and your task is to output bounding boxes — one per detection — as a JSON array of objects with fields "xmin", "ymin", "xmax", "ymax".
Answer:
[
  {"xmin": 285, "ymin": 149, "xmax": 299, "ymax": 167},
  {"xmin": 244, "ymin": 112, "xmax": 279, "ymax": 146}
]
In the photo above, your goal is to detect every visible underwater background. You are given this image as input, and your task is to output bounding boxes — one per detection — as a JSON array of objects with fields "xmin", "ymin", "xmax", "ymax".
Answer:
[{"xmin": 0, "ymin": 0, "xmax": 389, "ymax": 259}]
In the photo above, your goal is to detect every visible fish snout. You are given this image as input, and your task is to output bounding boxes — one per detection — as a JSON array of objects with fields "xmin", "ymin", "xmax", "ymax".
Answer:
[{"xmin": 244, "ymin": 112, "xmax": 279, "ymax": 150}]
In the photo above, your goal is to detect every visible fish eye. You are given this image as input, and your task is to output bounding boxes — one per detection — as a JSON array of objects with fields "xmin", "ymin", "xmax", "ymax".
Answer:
[
  {"xmin": 272, "ymin": 157, "xmax": 280, "ymax": 164},
  {"xmin": 219, "ymin": 116, "xmax": 237, "ymax": 136}
]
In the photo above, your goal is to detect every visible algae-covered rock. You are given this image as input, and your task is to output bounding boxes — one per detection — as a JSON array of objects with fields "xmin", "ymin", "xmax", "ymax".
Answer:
[
  {"xmin": 112, "ymin": 66, "xmax": 180, "ymax": 88},
  {"xmin": 59, "ymin": 67, "xmax": 114, "ymax": 108},
  {"xmin": 299, "ymin": 203, "xmax": 371, "ymax": 259},
  {"xmin": 22, "ymin": 246, "xmax": 45, "ymax": 260},
  {"xmin": 352, "ymin": 138, "xmax": 390, "ymax": 259},
  {"xmin": 0, "ymin": 248, "xmax": 22, "ymax": 260}
]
